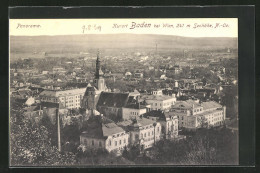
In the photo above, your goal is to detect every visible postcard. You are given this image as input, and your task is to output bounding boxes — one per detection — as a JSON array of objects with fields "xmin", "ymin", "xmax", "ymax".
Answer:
[{"xmin": 9, "ymin": 18, "xmax": 239, "ymax": 166}]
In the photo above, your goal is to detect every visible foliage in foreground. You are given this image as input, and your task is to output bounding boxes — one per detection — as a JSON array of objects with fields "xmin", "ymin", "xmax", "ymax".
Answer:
[
  {"xmin": 123, "ymin": 127, "xmax": 238, "ymax": 165},
  {"xmin": 10, "ymin": 112, "xmax": 76, "ymax": 166}
]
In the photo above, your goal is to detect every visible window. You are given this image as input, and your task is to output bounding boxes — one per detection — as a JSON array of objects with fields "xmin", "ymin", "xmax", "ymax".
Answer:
[
  {"xmin": 92, "ymin": 140, "xmax": 94, "ymax": 146},
  {"xmin": 119, "ymin": 140, "xmax": 121, "ymax": 145},
  {"xmin": 115, "ymin": 141, "xmax": 117, "ymax": 146},
  {"xmin": 99, "ymin": 141, "xmax": 102, "ymax": 147},
  {"xmin": 135, "ymin": 134, "xmax": 139, "ymax": 140},
  {"xmin": 148, "ymin": 132, "xmax": 150, "ymax": 136},
  {"xmin": 109, "ymin": 140, "xmax": 111, "ymax": 146},
  {"xmin": 157, "ymin": 127, "xmax": 160, "ymax": 132},
  {"xmin": 124, "ymin": 139, "xmax": 126, "ymax": 143},
  {"xmin": 84, "ymin": 139, "xmax": 87, "ymax": 145},
  {"xmin": 144, "ymin": 133, "xmax": 146, "ymax": 137},
  {"xmin": 141, "ymin": 133, "xmax": 143, "ymax": 138}
]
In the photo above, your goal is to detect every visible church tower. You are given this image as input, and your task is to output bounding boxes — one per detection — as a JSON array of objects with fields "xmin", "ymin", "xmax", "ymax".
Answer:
[
  {"xmin": 81, "ymin": 50, "xmax": 107, "ymax": 115},
  {"xmin": 94, "ymin": 50, "xmax": 105, "ymax": 91}
]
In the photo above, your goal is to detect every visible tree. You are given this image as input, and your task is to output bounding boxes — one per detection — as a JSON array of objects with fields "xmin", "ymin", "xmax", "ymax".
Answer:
[
  {"xmin": 10, "ymin": 114, "xmax": 76, "ymax": 166},
  {"xmin": 145, "ymin": 127, "xmax": 238, "ymax": 165}
]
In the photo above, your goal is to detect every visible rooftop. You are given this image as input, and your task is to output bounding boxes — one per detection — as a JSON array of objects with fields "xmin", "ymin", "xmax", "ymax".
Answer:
[
  {"xmin": 172, "ymin": 100, "xmax": 201, "ymax": 109},
  {"xmin": 81, "ymin": 116, "xmax": 125, "ymax": 139},
  {"xmin": 39, "ymin": 88, "xmax": 86, "ymax": 97},
  {"xmin": 201, "ymin": 101, "xmax": 222, "ymax": 110},
  {"xmin": 97, "ymin": 92, "xmax": 129, "ymax": 108},
  {"xmin": 140, "ymin": 94, "xmax": 175, "ymax": 101}
]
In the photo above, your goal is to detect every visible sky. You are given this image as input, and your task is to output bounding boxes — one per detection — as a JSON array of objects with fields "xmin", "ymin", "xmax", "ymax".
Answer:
[{"xmin": 9, "ymin": 18, "xmax": 238, "ymax": 37}]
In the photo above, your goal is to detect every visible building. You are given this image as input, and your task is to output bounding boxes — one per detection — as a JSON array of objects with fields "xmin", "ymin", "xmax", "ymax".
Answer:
[
  {"xmin": 96, "ymin": 92, "xmax": 130, "ymax": 122},
  {"xmin": 81, "ymin": 51, "xmax": 109, "ymax": 114},
  {"xmin": 170, "ymin": 100, "xmax": 226, "ymax": 129},
  {"xmin": 39, "ymin": 88, "xmax": 86, "ymax": 109},
  {"xmin": 143, "ymin": 110, "xmax": 178, "ymax": 140},
  {"xmin": 117, "ymin": 117, "xmax": 161, "ymax": 150},
  {"xmin": 122, "ymin": 97, "xmax": 151, "ymax": 120},
  {"xmin": 134, "ymin": 72, "xmax": 143, "ymax": 78},
  {"xmin": 52, "ymin": 66, "xmax": 66, "ymax": 74},
  {"xmin": 80, "ymin": 115, "xmax": 129, "ymax": 154},
  {"xmin": 140, "ymin": 91, "xmax": 177, "ymax": 111}
]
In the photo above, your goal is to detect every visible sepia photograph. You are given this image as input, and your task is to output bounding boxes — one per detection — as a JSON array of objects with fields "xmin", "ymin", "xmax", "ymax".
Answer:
[{"xmin": 9, "ymin": 18, "xmax": 239, "ymax": 166}]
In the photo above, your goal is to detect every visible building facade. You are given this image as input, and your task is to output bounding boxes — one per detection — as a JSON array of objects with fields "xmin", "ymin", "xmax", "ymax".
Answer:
[
  {"xmin": 141, "ymin": 91, "xmax": 177, "ymax": 111},
  {"xmin": 170, "ymin": 100, "xmax": 226, "ymax": 129},
  {"xmin": 117, "ymin": 117, "xmax": 162, "ymax": 150},
  {"xmin": 39, "ymin": 88, "xmax": 86, "ymax": 109},
  {"xmin": 80, "ymin": 115, "xmax": 129, "ymax": 154},
  {"xmin": 144, "ymin": 110, "xmax": 179, "ymax": 140}
]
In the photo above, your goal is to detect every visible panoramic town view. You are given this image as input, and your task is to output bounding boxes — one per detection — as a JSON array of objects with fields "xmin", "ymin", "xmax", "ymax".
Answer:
[{"xmin": 9, "ymin": 19, "xmax": 238, "ymax": 166}]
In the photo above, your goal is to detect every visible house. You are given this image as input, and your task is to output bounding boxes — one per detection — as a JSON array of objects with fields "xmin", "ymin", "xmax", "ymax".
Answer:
[
  {"xmin": 122, "ymin": 96, "xmax": 151, "ymax": 120},
  {"xmin": 140, "ymin": 93, "xmax": 177, "ymax": 111},
  {"xmin": 39, "ymin": 88, "xmax": 86, "ymax": 109},
  {"xmin": 80, "ymin": 115, "xmax": 129, "ymax": 154},
  {"xmin": 143, "ymin": 110, "xmax": 179, "ymax": 140},
  {"xmin": 170, "ymin": 100, "xmax": 226, "ymax": 129},
  {"xmin": 117, "ymin": 117, "xmax": 161, "ymax": 150},
  {"xmin": 96, "ymin": 92, "xmax": 130, "ymax": 122},
  {"xmin": 125, "ymin": 72, "xmax": 132, "ymax": 79},
  {"xmin": 134, "ymin": 72, "xmax": 143, "ymax": 78}
]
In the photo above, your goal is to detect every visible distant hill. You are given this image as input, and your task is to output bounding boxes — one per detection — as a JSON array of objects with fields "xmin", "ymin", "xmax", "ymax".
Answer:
[{"xmin": 10, "ymin": 34, "xmax": 238, "ymax": 53}]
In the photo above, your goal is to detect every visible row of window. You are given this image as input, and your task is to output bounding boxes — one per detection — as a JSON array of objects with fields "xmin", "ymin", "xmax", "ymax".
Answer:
[
  {"xmin": 130, "ymin": 112, "xmax": 139, "ymax": 115},
  {"xmin": 141, "ymin": 130, "xmax": 154, "ymax": 138},
  {"xmin": 83, "ymin": 139, "xmax": 102, "ymax": 147},
  {"xmin": 143, "ymin": 137, "xmax": 155, "ymax": 142},
  {"xmin": 112, "ymin": 132, "xmax": 125, "ymax": 138},
  {"xmin": 60, "ymin": 95, "xmax": 83, "ymax": 100},
  {"xmin": 108, "ymin": 138, "xmax": 127, "ymax": 147},
  {"xmin": 194, "ymin": 108, "xmax": 203, "ymax": 113},
  {"xmin": 150, "ymin": 102, "xmax": 174, "ymax": 107}
]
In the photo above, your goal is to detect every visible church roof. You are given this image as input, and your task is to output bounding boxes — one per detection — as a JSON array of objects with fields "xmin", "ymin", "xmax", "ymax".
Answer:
[{"xmin": 97, "ymin": 92, "xmax": 129, "ymax": 108}]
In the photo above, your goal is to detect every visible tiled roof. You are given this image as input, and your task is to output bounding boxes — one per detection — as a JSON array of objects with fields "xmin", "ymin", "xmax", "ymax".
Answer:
[
  {"xmin": 140, "ymin": 94, "xmax": 175, "ymax": 101},
  {"xmin": 81, "ymin": 116, "xmax": 125, "ymax": 139},
  {"xmin": 143, "ymin": 110, "xmax": 166, "ymax": 120},
  {"xmin": 39, "ymin": 88, "xmax": 86, "ymax": 97},
  {"xmin": 172, "ymin": 100, "xmax": 201, "ymax": 109},
  {"xmin": 124, "ymin": 103, "xmax": 147, "ymax": 109},
  {"xmin": 97, "ymin": 92, "xmax": 129, "ymax": 108},
  {"xmin": 102, "ymin": 123, "xmax": 125, "ymax": 136},
  {"xmin": 83, "ymin": 86, "xmax": 97, "ymax": 96},
  {"xmin": 201, "ymin": 101, "xmax": 222, "ymax": 110},
  {"xmin": 117, "ymin": 117, "xmax": 156, "ymax": 129}
]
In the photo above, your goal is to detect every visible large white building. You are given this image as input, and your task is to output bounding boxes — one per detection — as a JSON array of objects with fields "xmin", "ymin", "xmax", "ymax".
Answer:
[
  {"xmin": 170, "ymin": 100, "xmax": 226, "ymax": 129},
  {"xmin": 144, "ymin": 110, "xmax": 179, "ymax": 140},
  {"xmin": 117, "ymin": 117, "xmax": 161, "ymax": 150},
  {"xmin": 140, "ymin": 90, "xmax": 176, "ymax": 111},
  {"xmin": 39, "ymin": 88, "xmax": 86, "ymax": 109},
  {"xmin": 80, "ymin": 116, "xmax": 129, "ymax": 154},
  {"xmin": 122, "ymin": 104, "xmax": 148, "ymax": 120}
]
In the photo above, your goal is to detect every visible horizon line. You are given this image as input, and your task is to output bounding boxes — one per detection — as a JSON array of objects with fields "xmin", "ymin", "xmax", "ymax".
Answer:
[{"xmin": 9, "ymin": 33, "xmax": 238, "ymax": 38}]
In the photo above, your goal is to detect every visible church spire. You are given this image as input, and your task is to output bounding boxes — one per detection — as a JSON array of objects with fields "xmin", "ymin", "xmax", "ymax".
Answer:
[{"xmin": 95, "ymin": 50, "xmax": 101, "ymax": 79}]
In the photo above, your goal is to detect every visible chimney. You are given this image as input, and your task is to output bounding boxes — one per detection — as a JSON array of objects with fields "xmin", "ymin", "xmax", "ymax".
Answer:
[{"xmin": 56, "ymin": 108, "xmax": 61, "ymax": 152}]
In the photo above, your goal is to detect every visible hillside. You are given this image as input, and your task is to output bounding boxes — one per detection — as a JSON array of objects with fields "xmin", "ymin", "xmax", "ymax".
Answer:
[{"xmin": 10, "ymin": 34, "xmax": 238, "ymax": 53}]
